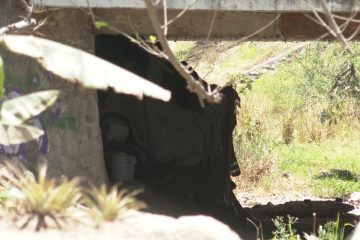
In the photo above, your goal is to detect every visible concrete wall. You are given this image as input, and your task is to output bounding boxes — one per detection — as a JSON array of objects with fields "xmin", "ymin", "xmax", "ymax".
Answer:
[
  {"xmin": 0, "ymin": 0, "xmax": 108, "ymax": 184},
  {"xmin": 30, "ymin": 0, "xmax": 359, "ymax": 12},
  {"xmin": 28, "ymin": 0, "xmax": 360, "ymax": 40}
]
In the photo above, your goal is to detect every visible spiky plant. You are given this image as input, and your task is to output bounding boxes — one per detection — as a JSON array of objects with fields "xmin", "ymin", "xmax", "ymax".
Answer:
[
  {"xmin": 0, "ymin": 161, "xmax": 82, "ymax": 231},
  {"xmin": 0, "ymin": 186, "xmax": 8, "ymax": 204},
  {"xmin": 84, "ymin": 184, "xmax": 145, "ymax": 224}
]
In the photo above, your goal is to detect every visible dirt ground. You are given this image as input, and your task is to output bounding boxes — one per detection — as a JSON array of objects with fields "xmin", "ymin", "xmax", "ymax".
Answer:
[{"xmin": 237, "ymin": 192, "xmax": 360, "ymax": 238}]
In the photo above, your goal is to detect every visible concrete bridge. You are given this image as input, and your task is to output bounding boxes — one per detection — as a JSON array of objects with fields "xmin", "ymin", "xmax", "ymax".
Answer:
[{"xmin": 30, "ymin": 0, "xmax": 360, "ymax": 40}]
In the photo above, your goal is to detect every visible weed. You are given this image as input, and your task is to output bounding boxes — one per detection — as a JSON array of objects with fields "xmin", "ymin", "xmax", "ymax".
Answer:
[
  {"xmin": 270, "ymin": 214, "xmax": 354, "ymax": 240},
  {"xmin": 272, "ymin": 215, "xmax": 301, "ymax": 240},
  {"xmin": 282, "ymin": 113, "xmax": 295, "ymax": 145},
  {"xmin": 233, "ymin": 93, "xmax": 277, "ymax": 190},
  {"xmin": 303, "ymin": 214, "xmax": 354, "ymax": 240}
]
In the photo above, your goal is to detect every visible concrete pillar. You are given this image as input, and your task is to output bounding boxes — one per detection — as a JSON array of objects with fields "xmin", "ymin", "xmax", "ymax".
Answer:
[{"xmin": 0, "ymin": 0, "xmax": 108, "ymax": 184}]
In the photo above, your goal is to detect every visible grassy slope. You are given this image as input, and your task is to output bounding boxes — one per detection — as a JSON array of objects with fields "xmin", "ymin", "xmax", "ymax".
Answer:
[
  {"xmin": 170, "ymin": 41, "xmax": 299, "ymax": 85},
  {"xmin": 172, "ymin": 41, "xmax": 360, "ymax": 198},
  {"xmin": 250, "ymin": 42, "xmax": 360, "ymax": 198},
  {"xmin": 278, "ymin": 135, "xmax": 360, "ymax": 198}
]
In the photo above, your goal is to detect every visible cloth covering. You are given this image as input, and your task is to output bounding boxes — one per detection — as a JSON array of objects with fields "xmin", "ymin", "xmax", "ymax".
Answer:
[{"xmin": 96, "ymin": 34, "xmax": 240, "ymax": 207}]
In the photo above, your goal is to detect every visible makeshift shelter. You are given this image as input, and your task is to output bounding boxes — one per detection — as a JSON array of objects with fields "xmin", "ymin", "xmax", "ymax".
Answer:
[{"xmin": 96, "ymin": 35, "xmax": 244, "ymax": 218}]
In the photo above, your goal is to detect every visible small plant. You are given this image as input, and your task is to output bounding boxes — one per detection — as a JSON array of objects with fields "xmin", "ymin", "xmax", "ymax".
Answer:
[
  {"xmin": 0, "ymin": 186, "xmax": 7, "ymax": 204},
  {"xmin": 304, "ymin": 213, "xmax": 355, "ymax": 240},
  {"xmin": 272, "ymin": 215, "xmax": 301, "ymax": 240},
  {"xmin": 229, "ymin": 72, "xmax": 254, "ymax": 94},
  {"xmin": 0, "ymin": 161, "xmax": 82, "ymax": 231},
  {"xmin": 270, "ymin": 214, "xmax": 355, "ymax": 240},
  {"xmin": 282, "ymin": 114, "xmax": 295, "ymax": 144},
  {"xmin": 84, "ymin": 184, "xmax": 145, "ymax": 224}
]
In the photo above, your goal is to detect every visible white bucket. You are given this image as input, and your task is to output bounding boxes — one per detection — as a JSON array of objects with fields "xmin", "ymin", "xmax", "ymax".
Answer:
[{"xmin": 105, "ymin": 152, "xmax": 136, "ymax": 182}]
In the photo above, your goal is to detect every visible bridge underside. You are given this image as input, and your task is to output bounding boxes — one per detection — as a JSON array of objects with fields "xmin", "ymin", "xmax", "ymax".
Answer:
[
  {"xmin": 30, "ymin": 0, "xmax": 360, "ymax": 40},
  {"xmin": 92, "ymin": 10, "xmax": 360, "ymax": 41}
]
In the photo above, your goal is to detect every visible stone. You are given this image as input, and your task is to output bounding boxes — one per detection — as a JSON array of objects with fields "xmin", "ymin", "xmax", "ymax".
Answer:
[
  {"xmin": 0, "ymin": 212, "xmax": 243, "ymax": 240},
  {"xmin": 348, "ymin": 192, "xmax": 360, "ymax": 202}
]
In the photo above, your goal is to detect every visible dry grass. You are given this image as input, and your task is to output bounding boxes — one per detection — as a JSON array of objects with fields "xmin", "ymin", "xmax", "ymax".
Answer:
[{"xmin": 233, "ymin": 93, "xmax": 278, "ymax": 191}]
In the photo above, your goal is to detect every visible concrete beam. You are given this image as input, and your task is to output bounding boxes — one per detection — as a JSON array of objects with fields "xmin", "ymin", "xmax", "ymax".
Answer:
[
  {"xmin": 30, "ymin": 0, "xmax": 359, "ymax": 12},
  {"xmin": 29, "ymin": 0, "xmax": 360, "ymax": 40},
  {"xmin": 93, "ymin": 9, "xmax": 360, "ymax": 41}
]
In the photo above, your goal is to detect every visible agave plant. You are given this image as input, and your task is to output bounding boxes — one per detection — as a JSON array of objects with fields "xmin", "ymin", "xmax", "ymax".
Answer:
[
  {"xmin": 0, "ymin": 161, "xmax": 82, "ymax": 231},
  {"xmin": 84, "ymin": 184, "xmax": 145, "ymax": 224}
]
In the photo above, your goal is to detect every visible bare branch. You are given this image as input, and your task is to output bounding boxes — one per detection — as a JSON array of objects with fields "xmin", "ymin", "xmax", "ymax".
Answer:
[
  {"xmin": 347, "ymin": 23, "xmax": 360, "ymax": 41},
  {"xmin": 302, "ymin": 0, "xmax": 337, "ymax": 36},
  {"xmin": 144, "ymin": 0, "xmax": 222, "ymax": 106},
  {"xmin": 303, "ymin": 13, "xmax": 328, "ymax": 28},
  {"xmin": 331, "ymin": 13, "xmax": 360, "ymax": 24},
  {"xmin": 33, "ymin": 18, "xmax": 47, "ymax": 32},
  {"xmin": 162, "ymin": 0, "xmax": 198, "ymax": 29},
  {"xmin": 205, "ymin": 10, "xmax": 218, "ymax": 42},
  {"xmin": 162, "ymin": 0, "xmax": 168, "ymax": 36},
  {"xmin": 213, "ymin": 12, "xmax": 281, "ymax": 53},
  {"xmin": 84, "ymin": 0, "xmax": 164, "ymax": 58},
  {"xmin": 301, "ymin": 0, "xmax": 354, "ymax": 53},
  {"xmin": 0, "ymin": 18, "xmax": 37, "ymax": 35},
  {"xmin": 238, "ymin": 13, "xmax": 281, "ymax": 42},
  {"xmin": 0, "ymin": 0, "xmax": 47, "ymax": 35},
  {"xmin": 319, "ymin": 0, "xmax": 353, "ymax": 53}
]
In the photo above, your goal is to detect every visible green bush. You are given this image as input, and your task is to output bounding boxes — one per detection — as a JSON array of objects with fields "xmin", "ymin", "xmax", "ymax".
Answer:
[{"xmin": 233, "ymin": 42, "xmax": 360, "ymax": 196}]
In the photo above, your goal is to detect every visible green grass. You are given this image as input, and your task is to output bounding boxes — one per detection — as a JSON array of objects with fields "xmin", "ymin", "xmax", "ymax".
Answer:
[
  {"xmin": 171, "ymin": 41, "xmax": 299, "ymax": 85},
  {"xmin": 172, "ymin": 40, "xmax": 360, "ymax": 198},
  {"xmin": 278, "ymin": 137, "xmax": 360, "ymax": 197},
  {"xmin": 170, "ymin": 41, "xmax": 196, "ymax": 61},
  {"xmin": 234, "ymin": 42, "xmax": 360, "ymax": 198},
  {"xmin": 219, "ymin": 42, "xmax": 292, "ymax": 70}
]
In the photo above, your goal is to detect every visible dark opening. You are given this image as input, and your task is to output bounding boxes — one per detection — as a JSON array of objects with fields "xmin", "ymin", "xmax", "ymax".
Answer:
[{"xmin": 95, "ymin": 34, "xmax": 254, "ymax": 238}]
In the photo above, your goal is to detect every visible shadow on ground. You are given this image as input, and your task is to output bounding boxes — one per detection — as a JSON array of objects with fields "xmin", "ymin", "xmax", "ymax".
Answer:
[
  {"xmin": 315, "ymin": 169, "xmax": 360, "ymax": 182},
  {"xmin": 135, "ymin": 183, "xmax": 359, "ymax": 239},
  {"xmin": 249, "ymin": 199, "xmax": 359, "ymax": 238}
]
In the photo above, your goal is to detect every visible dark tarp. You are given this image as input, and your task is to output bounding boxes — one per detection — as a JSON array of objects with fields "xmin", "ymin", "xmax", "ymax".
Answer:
[{"xmin": 96, "ymin": 34, "xmax": 241, "ymax": 210}]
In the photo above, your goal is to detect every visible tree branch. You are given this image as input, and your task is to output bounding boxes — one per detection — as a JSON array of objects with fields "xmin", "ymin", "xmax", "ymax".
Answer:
[
  {"xmin": 319, "ymin": 0, "xmax": 353, "ymax": 53},
  {"xmin": 144, "ymin": 0, "xmax": 222, "ymax": 106},
  {"xmin": 0, "ymin": 18, "xmax": 37, "ymax": 35},
  {"xmin": 0, "ymin": 0, "xmax": 46, "ymax": 36},
  {"xmin": 162, "ymin": 0, "xmax": 198, "ymax": 29}
]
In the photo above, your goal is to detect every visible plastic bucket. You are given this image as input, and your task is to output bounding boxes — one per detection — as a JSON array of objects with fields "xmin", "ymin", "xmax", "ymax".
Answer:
[{"xmin": 105, "ymin": 152, "xmax": 136, "ymax": 182}]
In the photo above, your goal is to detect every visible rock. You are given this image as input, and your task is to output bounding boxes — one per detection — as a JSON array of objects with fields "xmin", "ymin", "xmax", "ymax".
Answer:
[
  {"xmin": 350, "ymin": 223, "xmax": 360, "ymax": 240},
  {"xmin": 348, "ymin": 192, "xmax": 360, "ymax": 202},
  {"xmin": 120, "ymin": 212, "xmax": 243, "ymax": 240},
  {"xmin": 0, "ymin": 212, "xmax": 243, "ymax": 240}
]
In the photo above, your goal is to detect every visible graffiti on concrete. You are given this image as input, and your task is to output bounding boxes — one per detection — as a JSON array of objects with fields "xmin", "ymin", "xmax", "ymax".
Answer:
[
  {"xmin": 0, "ymin": 68, "xmax": 75, "ymax": 158},
  {"xmin": 0, "ymin": 88, "xmax": 49, "ymax": 158}
]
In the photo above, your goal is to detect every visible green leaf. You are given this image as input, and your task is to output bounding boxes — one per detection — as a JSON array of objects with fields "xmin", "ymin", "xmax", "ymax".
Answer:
[
  {"xmin": 148, "ymin": 35, "xmax": 157, "ymax": 44},
  {"xmin": 0, "ymin": 56, "xmax": 4, "ymax": 98},
  {"xmin": 95, "ymin": 21, "xmax": 109, "ymax": 29},
  {"xmin": 0, "ymin": 124, "xmax": 44, "ymax": 145},
  {"xmin": 0, "ymin": 35, "xmax": 171, "ymax": 102},
  {"xmin": 0, "ymin": 90, "xmax": 60, "ymax": 125}
]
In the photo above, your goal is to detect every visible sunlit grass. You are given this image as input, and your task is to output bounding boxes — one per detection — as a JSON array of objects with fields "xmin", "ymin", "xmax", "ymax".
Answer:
[{"xmin": 278, "ymin": 136, "xmax": 360, "ymax": 198}]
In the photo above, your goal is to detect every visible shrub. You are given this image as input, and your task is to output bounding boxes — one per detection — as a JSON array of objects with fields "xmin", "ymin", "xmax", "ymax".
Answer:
[{"xmin": 233, "ymin": 93, "xmax": 277, "ymax": 190}]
